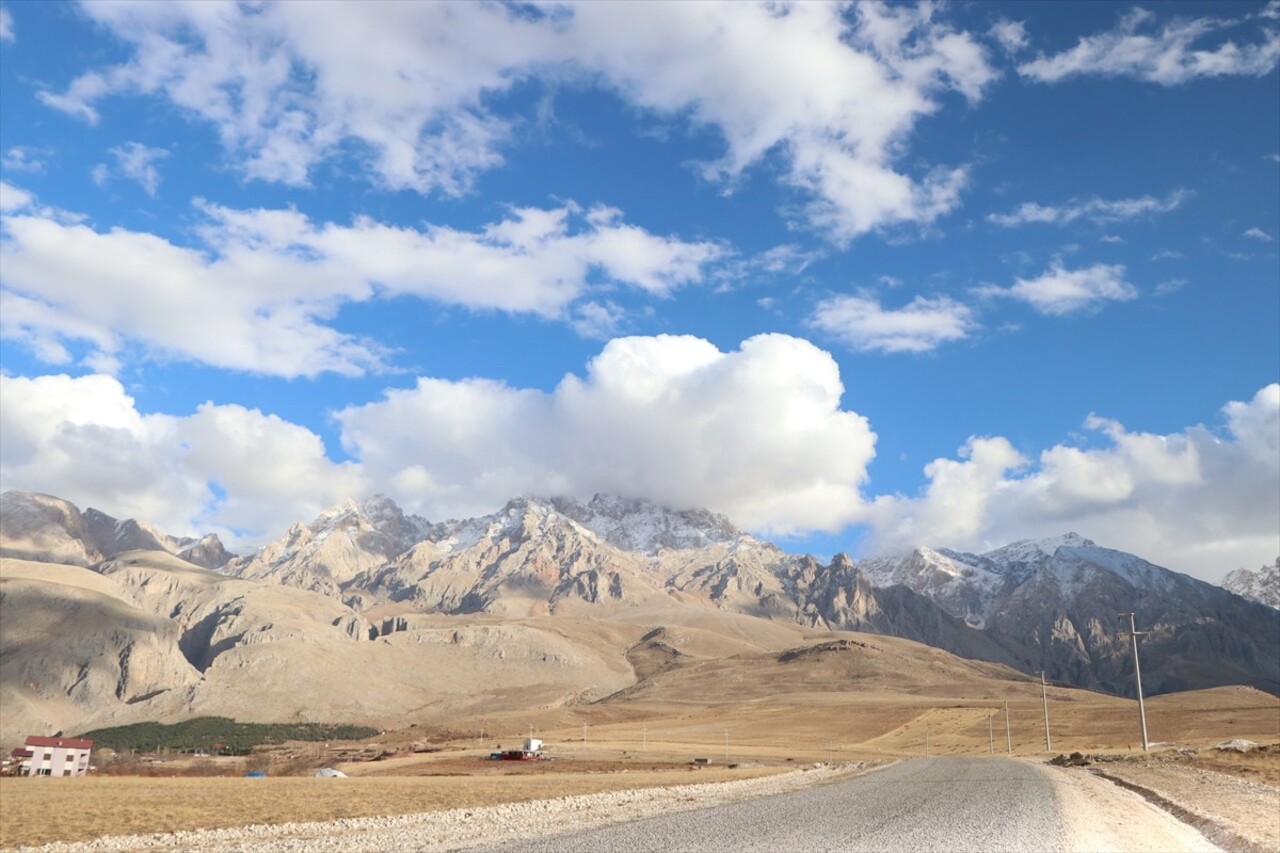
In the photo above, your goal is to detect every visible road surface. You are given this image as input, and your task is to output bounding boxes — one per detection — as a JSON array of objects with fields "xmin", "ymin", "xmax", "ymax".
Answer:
[{"xmin": 474, "ymin": 758, "xmax": 1063, "ymax": 853}]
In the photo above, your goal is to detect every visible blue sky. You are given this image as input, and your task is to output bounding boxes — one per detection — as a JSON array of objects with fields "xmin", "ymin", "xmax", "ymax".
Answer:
[{"xmin": 1, "ymin": 1, "xmax": 1277, "ymax": 581}]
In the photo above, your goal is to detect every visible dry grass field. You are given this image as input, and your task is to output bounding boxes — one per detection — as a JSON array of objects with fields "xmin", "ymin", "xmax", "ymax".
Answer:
[
  {"xmin": 0, "ymin": 765, "xmax": 778, "ymax": 849},
  {"xmin": 6, "ymin": 687, "xmax": 1274, "ymax": 851}
]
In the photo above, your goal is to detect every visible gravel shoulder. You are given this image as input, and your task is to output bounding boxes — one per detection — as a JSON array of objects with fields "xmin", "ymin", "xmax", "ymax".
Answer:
[
  {"xmin": 1081, "ymin": 761, "xmax": 1279, "ymax": 852},
  {"xmin": 1048, "ymin": 763, "xmax": 1221, "ymax": 852}
]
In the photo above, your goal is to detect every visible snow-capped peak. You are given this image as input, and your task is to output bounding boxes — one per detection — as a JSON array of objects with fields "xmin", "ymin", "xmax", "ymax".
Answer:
[
  {"xmin": 552, "ymin": 493, "xmax": 746, "ymax": 555},
  {"xmin": 981, "ymin": 532, "xmax": 1095, "ymax": 566}
]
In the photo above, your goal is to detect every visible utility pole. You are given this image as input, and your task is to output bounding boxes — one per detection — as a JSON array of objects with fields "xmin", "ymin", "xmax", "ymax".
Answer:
[
  {"xmin": 988, "ymin": 714, "xmax": 994, "ymax": 756},
  {"xmin": 583, "ymin": 723, "xmax": 587, "ymax": 748},
  {"xmin": 925, "ymin": 730, "xmax": 930, "ymax": 757},
  {"xmin": 1004, "ymin": 701, "xmax": 1012, "ymax": 755},
  {"xmin": 1040, "ymin": 671, "xmax": 1052, "ymax": 752},
  {"xmin": 1119, "ymin": 612, "xmax": 1151, "ymax": 752},
  {"xmin": 723, "ymin": 730, "xmax": 729, "ymax": 762},
  {"xmin": 642, "ymin": 726, "xmax": 647, "ymax": 752}
]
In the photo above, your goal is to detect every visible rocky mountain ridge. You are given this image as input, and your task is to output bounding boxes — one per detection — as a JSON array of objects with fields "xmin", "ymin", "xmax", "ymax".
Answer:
[
  {"xmin": 1222, "ymin": 559, "xmax": 1280, "ymax": 609},
  {"xmin": 859, "ymin": 537, "xmax": 1279, "ymax": 696},
  {"xmin": 220, "ymin": 492, "xmax": 1278, "ymax": 698},
  {"xmin": 0, "ymin": 491, "xmax": 233, "ymax": 570}
]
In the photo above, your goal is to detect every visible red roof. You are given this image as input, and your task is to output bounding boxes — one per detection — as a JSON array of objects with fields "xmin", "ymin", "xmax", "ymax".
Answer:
[
  {"xmin": 25, "ymin": 736, "xmax": 94, "ymax": 750},
  {"xmin": 9, "ymin": 748, "xmax": 33, "ymax": 758}
]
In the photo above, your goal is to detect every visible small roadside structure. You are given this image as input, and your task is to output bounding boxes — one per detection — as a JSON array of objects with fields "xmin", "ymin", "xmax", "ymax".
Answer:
[
  {"xmin": 492, "ymin": 737, "xmax": 546, "ymax": 761},
  {"xmin": 19, "ymin": 736, "xmax": 94, "ymax": 777}
]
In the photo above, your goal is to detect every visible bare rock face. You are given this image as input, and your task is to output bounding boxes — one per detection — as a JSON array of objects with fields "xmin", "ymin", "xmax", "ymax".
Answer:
[
  {"xmin": 0, "ymin": 559, "xmax": 201, "ymax": 742},
  {"xmin": 0, "ymin": 491, "xmax": 103, "ymax": 566},
  {"xmin": 100, "ymin": 552, "xmax": 369, "ymax": 672},
  {"xmin": 0, "ymin": 549, "xmax": 374, "ymax": 743},
  {"xmin": 227, "ymin": 496, "xmax": 432, "ymax": 597},
  {"xmin": 178, "ymin": 534, "xmax": 235, "ymax": 570},
  {"xmin": 1223, "ymin": 559, "xmax": 1280, "ymax": 609},
  {"xmin": 551, "ymin": 494, "xmax": 744, "ymax": 554},
  {"xmin": 0, "ymin": 491, "xmax": 235, "ymax": 570},
  {"xmin": 355, "ymin": 498, "xmax": 668, "ymax": 616}
]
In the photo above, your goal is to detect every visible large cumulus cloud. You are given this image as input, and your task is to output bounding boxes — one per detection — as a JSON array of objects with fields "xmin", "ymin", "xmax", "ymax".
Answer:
[
  {"xmin": 0, "ymin": 373, "xmax": 364, "ymax": 540},
  {"xmin": 338, "ymin": 333, "xmax": 877, "ymax": 532},
  {"xmin": 868, "ymin": 384, "xmax": 1280, "ymax": 578}
]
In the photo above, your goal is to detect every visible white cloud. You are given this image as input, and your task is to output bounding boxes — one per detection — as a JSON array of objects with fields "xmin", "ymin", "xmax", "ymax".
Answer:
[
  {"xmin": 570, "ymin": 301, "xmax": 627, "ymax": 340},
  {"xmin": 0, "ymin": 180, "xmax": 32, "ymax": 212},
  {"xmin": 990, "ymin": 19, "xmax": 1028, "ymax": 54},
  {"xmin": 865, "ymin": 384, "xmax": 1280, "ymax": 582},
  {"xmin": 1153, "ymin": 278, "xmax": 1188, "ymax": 297},
  {"xmin": 973, "ymin": 262, "xmax": 1138, "ymax": 316},
  {"xmin": 0, "ymin": 188, "xmax": 721, "ymax": 377},
  {"xmin": 0, "ymin": 6, "xmax": 13, "ymax": 42},
  {"xmin": 1243, "ymin": 227, "xmax": 1274, "ymax": 242},
  {"xmin": 0, "ymin": 373, "xmax": 365, "ymax": 543},
  {"xmin": 39, "ymin": 1, "xmax": 995, "ymax": 240},
  {"xmin": 988, "ymin": 190, "xmax": 1189, "ymax": 227},
  {"xmin": 1152, "ymin": 249, "xmax": 1183, "ymax": 260},
  {"xmin": 809, "ymin": 293, "xmax": 976, "ymax": 353},
  {"xmin": 338, "ymin": 334, "xmax": 877, "ymax": 534},
  {"xmin": 2, "ymin": 147, "xmax": 44, "ymax": 173},
  {"xmin": 1019, "ymin": 7, "xmax": 1280, "ymax": 85},
  {"xmin": 1099, "ymin": 234, "xmax": 1125, "ymax": 244},
  {"xmin": 93, "ymin": 141, "xmax": 169, "ymax": 196}
]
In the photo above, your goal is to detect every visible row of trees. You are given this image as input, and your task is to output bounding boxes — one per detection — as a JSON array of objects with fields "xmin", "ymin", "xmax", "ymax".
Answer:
[{"xmin": 79, "ymin": 717, "xmax": 379, "ymax": 755}]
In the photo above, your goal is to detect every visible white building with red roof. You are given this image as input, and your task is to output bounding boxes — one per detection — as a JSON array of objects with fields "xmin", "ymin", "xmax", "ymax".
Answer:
[{"xmin": 18, "ymin": 736, "xmax": 94, "ymax": 777}]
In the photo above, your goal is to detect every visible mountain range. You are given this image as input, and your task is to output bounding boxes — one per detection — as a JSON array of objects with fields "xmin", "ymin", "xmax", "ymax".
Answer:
[{"xmin": 1, "ymin": 489, "xmax": 1275, "ymax": 745}]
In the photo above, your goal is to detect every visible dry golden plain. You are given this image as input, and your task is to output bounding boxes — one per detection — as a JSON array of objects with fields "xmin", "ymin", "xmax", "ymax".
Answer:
[
  {"xmin": 4, "ymin": 682, "xmax": 1274, "ymax": 850},
  {"xmin": 0, "ymin": 765, "xmax": 779, "ymax": 849}
]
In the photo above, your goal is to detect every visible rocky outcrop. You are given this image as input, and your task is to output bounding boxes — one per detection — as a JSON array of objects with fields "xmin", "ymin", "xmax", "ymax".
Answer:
[
  {"xmin": 1223, "ymin": 560, "xmax": 1280, "ymax": 609},
  {"xmin": 0, "ymin": 491, "xmax": 234, "ymax": 570},
  {"xmin": 0, "ymin": 491, "xmax": 105, "ymax": 566},
  {"xmin": 227, "ymin": 496, "xmax": 432, "ymax": 597}
]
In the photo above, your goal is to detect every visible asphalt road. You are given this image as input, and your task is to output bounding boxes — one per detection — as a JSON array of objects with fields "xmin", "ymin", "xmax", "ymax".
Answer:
[{"xmin": 473, "ymin": 758, "xmax": 1064, "ymax": 853}]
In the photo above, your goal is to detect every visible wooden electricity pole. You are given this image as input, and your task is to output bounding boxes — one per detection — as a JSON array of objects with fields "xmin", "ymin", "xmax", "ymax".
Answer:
[
  {"xmin": 1040, "ymin": 671, "xmax": 1052, "ymax": 752},
  {"xmin": 1119, "ymin": 612, "xmax": 1151, "ymax": 752},
  {"xmin": 1004, "ymin": 701, "xmax": 1012, "ymax": 754}
]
